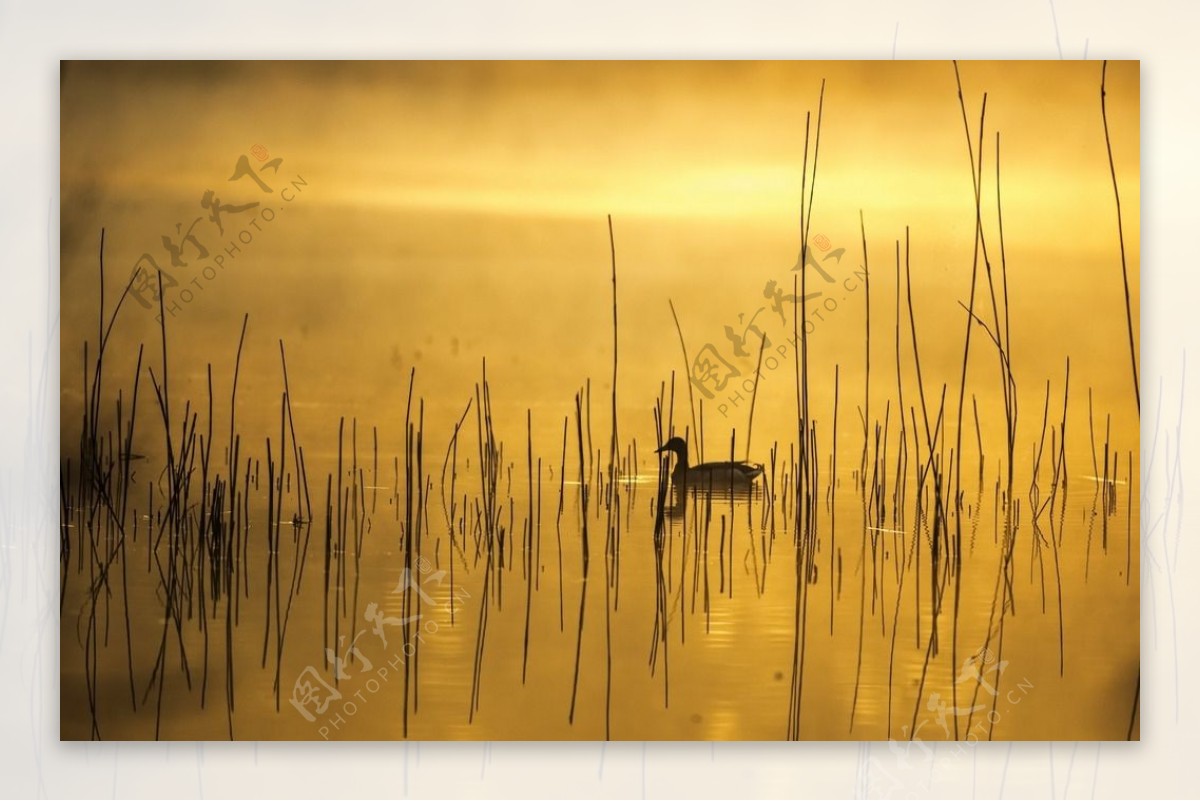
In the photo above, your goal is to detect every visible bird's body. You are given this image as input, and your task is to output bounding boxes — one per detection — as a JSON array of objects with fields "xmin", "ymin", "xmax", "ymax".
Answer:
[{"xmin": 654, "ymin": 436, "xmax": 764, "ymax": 492}]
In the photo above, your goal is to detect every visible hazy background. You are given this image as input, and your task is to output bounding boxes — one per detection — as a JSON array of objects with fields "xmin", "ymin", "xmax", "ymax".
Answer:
[{"xmin": 60, "ymin": 60, "xmax": 1139, "ymax": 464}]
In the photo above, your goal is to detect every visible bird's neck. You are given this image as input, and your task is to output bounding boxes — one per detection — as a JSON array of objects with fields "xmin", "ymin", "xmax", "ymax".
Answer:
[{"xmin": 672, "ymin": 453, "xmax": 689, "ymax": 481}]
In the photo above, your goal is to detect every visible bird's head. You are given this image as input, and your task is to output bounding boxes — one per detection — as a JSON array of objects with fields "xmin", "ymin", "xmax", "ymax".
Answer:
[{"xmin": 654, "ymin": 436, "xmax": 689, "ymax": 459}]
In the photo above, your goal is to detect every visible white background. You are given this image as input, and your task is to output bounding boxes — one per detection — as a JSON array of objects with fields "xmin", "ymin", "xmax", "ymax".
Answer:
[{"xmin": 1, "ymin": 1, "xmax": 1192, "ymax": 797}]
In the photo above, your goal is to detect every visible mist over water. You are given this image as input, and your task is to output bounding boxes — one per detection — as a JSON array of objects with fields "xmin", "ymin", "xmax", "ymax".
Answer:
[{"xmin": 59, "ymin": 60, "xmax": 1139, "ymax": 740}]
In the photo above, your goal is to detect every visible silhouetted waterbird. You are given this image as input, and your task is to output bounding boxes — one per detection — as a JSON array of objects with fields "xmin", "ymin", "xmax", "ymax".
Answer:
[{"xmin": 654, "ymin": 436, "xmax": 764, "ymax": 493}]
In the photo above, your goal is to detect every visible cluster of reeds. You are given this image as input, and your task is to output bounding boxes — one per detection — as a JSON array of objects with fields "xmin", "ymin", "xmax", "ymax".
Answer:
[{"xmin": 62, "ymin": 233, "xmax": 318, "ymax": 739}]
